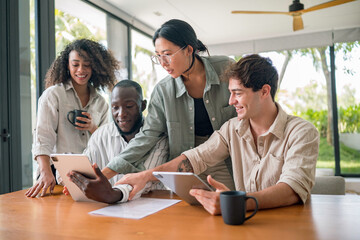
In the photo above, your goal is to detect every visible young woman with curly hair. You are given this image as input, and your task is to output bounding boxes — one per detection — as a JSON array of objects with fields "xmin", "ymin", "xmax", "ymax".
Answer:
[{"xmin": 26, "ymin": 39, "xmax": 120, "ymax": 198}]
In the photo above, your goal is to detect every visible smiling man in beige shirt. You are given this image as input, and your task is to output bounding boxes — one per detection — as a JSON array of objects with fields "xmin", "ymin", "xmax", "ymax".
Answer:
[{"xmin": 99, "ymin": 54, "xmax": 320, "ymax": 214}]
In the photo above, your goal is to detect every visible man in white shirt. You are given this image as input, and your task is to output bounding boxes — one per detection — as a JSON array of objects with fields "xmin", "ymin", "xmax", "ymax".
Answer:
[{"xmin": 66, "ymin": 80, "xmax": 168, "ymax": 203}]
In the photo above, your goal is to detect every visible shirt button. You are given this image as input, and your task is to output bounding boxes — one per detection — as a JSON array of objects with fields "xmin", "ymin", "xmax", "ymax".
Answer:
[
  {"xmin": 189, "ymin": 107, "xmax": 193, "ymax": 111},
  {"xmin": 82, "ymin": 133, "xmax": 85, "ymax": 136},
  {"xmin": 211, "ymin": 117, "xmax": 216, "ymax": 121},
  {"xmin": 190, "ymin": 146, "xmax": 193, "ymax": 149},
  {"xmin": 205, "ymin": 100, "xmax": 209, "ymax": 104},
  {"xmin": 190, "ymin": 127, "xmax": 193, "ymax": 130}
]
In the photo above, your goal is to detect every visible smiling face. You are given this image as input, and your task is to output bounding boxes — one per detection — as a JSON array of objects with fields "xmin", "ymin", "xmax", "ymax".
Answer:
[
  {"xmin": 68, "ymin": 50, "xmax": 92, "ymax": 86},
  {"xmin": 228, "ymin": 78, "xmax": 263, "ymax": 121},
  {"xmin": 111, "ymin": 86, "xmax": 143, "ymax": 136},
  {"xmin": 154, "ymin": 37, "xmax": 192, "ymax": 78}
]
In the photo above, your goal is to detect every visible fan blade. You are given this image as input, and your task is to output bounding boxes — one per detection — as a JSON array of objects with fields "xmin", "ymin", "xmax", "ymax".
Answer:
[
  {"xmin": 293, "ymin": 14, "xmax": 304, "ymax": 31},
  {"xmin": 231, "ymin": 10, "xmax": 291, "ymax": 15},
  {"xmin": 301, "ymin": 0, "xmax": 355, "ymax": 13}
]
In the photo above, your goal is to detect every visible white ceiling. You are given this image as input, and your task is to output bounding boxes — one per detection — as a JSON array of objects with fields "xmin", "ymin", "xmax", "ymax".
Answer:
[{"xmin": 105, "ymin": 0, "xmax": 360, "ymax": 46}]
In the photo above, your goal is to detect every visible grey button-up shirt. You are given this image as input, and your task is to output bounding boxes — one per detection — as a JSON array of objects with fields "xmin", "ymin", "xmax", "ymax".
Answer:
[{"xmin": 108, "ymin": 56, "xmax": 236, "ymax": 173}]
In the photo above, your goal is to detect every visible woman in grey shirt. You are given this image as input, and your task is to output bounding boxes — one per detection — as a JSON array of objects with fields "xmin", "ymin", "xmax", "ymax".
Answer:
[
  {"xmin": 103, "ymin": 19, "xmax": 236, "ymax": 190},
  {"xmin": 26, "ymin": 39, "xmax": 119, "ymax": 198}
]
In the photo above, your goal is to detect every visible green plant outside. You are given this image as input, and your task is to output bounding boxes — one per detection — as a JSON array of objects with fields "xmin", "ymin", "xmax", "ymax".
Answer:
[
  {"xmin": 296, "ymin": 105, "xmax": 360, "ymax": 173},
  {"xmin": 54, "ymin": 9, "xmax": 106, "ymax": 55},
  {"xmin": 338, "ymin": 104, "xmax": 360, "ymax": 133},
  {"xmin": 318, "ymin": 137, "xmax": 360, "ymax": 173},
  {"xmin": 296, "ymin": 104, "xmax": 360, "ymax": 137}
]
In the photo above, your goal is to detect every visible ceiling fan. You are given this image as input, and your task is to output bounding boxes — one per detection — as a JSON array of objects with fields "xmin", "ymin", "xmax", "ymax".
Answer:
[{"xmin": 231, "ymin": 0, "xmax": 355, "ymax": 31}]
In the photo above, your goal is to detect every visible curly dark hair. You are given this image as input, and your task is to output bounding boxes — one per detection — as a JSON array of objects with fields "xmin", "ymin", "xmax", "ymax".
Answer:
[
  {"xmin": 223, "ymin": 54, "xmax": 279, "ymax": 101},
  {"xmin": 45, "ymin": 39, "xmax": 120, "ymax": 90}
]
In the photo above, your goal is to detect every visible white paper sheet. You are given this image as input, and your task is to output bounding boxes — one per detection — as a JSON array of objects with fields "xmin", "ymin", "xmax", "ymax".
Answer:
[{"xmin": 89, "ymin": 197, "xmax": 181, "ymax": 219}]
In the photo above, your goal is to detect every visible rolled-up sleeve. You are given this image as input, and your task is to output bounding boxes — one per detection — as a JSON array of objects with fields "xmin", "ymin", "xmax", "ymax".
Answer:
[
  {"xmin": 278, "ymin": 122, "xmax": 320, "ymax": 203},
  {"xmin": 32, "ymin": 90, "xmax": 59, "ymax": 159}
]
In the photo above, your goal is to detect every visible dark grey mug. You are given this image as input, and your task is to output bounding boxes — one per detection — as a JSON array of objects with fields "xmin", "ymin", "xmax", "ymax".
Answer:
[
  {"xmin": 67, "ymin": 110, "xmax": 88, "ymax": 127},
  {"xmin": 220, "ymin": 191, "xmax": 258, "ymax": 225}
]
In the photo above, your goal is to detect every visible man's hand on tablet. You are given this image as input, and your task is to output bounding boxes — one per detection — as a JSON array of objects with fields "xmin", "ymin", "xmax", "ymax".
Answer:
[
  {"xmin": 67, "ymin": 163, "xmax": 123, "ymax": 204},
  {"xmin": 189, "ymin": 175, "xmax": 229, "ymax": 215}
]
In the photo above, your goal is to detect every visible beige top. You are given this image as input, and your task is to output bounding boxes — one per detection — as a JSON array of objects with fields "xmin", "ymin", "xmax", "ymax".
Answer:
[
  {"xmin": 183, "ymin": 103, "xmax": 319, "ymax": 203},
  {"xmin": 32, "ymin": 81, "xmax": 109, "ymax": 159}
]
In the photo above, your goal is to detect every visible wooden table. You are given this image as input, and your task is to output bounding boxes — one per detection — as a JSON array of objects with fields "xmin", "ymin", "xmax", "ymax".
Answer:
[{"xmin": 1, "ymin": 186, "xmax": 359, "ymax": 240}]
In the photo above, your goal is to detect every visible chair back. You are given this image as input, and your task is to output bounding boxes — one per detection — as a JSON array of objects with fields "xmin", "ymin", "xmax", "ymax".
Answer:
[{"xmin": 311, "ymin": 176, "xmax": 345, "ymax": 195}]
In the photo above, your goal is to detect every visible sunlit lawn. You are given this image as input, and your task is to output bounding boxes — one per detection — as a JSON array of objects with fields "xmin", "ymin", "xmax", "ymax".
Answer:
[{"xmin": 317, "ymin": 137, "xmax": 360, "ymax": 173}]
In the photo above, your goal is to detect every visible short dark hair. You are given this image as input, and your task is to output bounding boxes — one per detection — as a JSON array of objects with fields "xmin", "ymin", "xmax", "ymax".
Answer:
[
  {"xmin": 223, "ymin": 54, "xmax": 279, "ymax": 101},
  {"xmin": 153, "ymin": 19, "xmax": 208, "ymax": 55},
  {"xmin": 113, "ymin": 79, "xmax": 143, "ymax": 101}
]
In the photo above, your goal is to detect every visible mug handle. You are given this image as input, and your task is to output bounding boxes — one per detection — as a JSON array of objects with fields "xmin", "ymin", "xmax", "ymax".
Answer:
[
  {"xmin": 66, "ymin": 111, "xmax": 76, "ymax": 126},
  {"xmin": 245, "ymin": 196, "xmax": 258, "ymax": 221}
]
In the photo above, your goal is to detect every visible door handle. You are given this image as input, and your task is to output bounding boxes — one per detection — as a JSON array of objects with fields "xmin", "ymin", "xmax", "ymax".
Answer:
[{"xmin": 1, "ymin": 129, "xmax": 10, "ymax": 142}]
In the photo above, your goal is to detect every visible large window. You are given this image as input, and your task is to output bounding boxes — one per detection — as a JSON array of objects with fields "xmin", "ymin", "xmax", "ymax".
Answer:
[
  {"xmin": 131, "ymin": 29, "xmax": 167, "ymax": 103},
  {"xmin": 257, "ymin": 41, "xmax": 360, "ymax": 176},
  {"xmin": 20, "ymin": 0, "xmax": 32, "ymax": 189},
  {"xmin": 335, "ymin": 42, "xmax": 360, "ymax": 175},
  {"xmin": 55, "ymin": 0, "xmax": 129, "ymax": 82},
  {"xmin": 29, "ymin": 0, "xmax": 131, "ymax": 184}
]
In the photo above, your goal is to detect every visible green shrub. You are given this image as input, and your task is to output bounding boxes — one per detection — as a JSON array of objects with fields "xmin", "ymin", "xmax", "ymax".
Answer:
[
  {"xmin": 339, "ymin": 104, "xmax": 360, "ymax": 133},
  {"xmin": 295, "ymin": 104, "xmax": 360, "ymax": 136}
]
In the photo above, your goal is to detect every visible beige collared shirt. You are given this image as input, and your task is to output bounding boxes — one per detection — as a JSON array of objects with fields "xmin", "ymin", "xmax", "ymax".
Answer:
[
  {"xmin": 32, "ymin": 81, "xmax": 109, "ymax": 159},
  {"xmin": 183, "ymin": 103, "xmax": 319, "ymax": 203}
]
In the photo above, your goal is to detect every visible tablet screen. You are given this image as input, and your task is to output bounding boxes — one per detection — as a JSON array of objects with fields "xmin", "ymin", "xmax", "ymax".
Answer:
[
  {"xmin": 153, "ymin": 172, "xmax": 213, "ymax": 205},
  {"xmin": 51, "ymin": 154, "xmax": 96, "ymax": 202}
]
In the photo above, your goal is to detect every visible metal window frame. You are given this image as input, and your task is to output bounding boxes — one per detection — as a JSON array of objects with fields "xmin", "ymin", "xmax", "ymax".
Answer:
[
  {"xmin": 35, "ymin": 0, "xmax": 55, "ymax": 101},
  {"xmin": 82, "ymin": 0, "xmax": 152, "ymax": 80},
  {"xmin": 330, "ymin": 45, "xmax": 360, "ymax": 177},
  {"xmin": 0, "ymin": 0, "xmax": 22, "ymax": 193}
]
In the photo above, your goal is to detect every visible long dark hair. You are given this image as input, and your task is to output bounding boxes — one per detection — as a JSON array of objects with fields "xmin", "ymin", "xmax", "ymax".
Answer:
[
  {"xmin": 45, "ymin": 39, "xmax": 120, "ymax": 91},
  {"xmin": 153, "ymin": 19, "xmax": 209, "ymax": 72}
]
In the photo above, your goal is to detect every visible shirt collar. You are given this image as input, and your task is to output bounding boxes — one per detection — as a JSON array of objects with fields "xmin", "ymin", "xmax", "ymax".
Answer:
[
  {"xmin": 64, "ymin": 80, "xmax": 73, "ymax": 91},
  {"xmin": 174, "ymin": 56, "xmax": 220, "ymax": 98},
  {"xmin": 64, "ymin": 80, "xmax": 98, "ymax": 106},
  {"xmin": 111, "ymin": 121, "xmax": 121, "ymax": 137},
  {"xmin": 267, "ymin": 103, "xmax": 287, "ymax": 139},
  {"xmin": 236, "ymin": 102, "xmax": 288, "ymax": 140}
]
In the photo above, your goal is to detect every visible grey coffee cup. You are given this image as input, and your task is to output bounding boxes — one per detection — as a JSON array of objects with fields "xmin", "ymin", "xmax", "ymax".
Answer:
[
  {"xmin": 67, "ymin": 110, "xmax": 88, "ymax": 127},
  {"xmin": 220, "ymin": 191, "xmax": 258, "ymax": 225}
]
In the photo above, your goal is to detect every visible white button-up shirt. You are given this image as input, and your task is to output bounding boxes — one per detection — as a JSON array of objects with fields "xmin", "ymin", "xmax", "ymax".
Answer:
[
  {"xmin": 32, "ymin": 81, "xmax": 109, "ymax": 159},
  {"xmin": 83, "ymin": 121, "xmax": 169, "ymax": 185},
  {"xmin": 82, "ymin": 121, "xmax": 169, "ymax": 202}
]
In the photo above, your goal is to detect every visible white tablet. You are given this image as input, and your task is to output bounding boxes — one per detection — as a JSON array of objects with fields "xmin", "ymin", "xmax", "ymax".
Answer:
[
  {"xmin": 152, "ymin": 172, "xmax": 214, "ymax": 205},
  {"xmin": 51, "ymin": 154, "xmax": 96, "ymax": 202}
]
